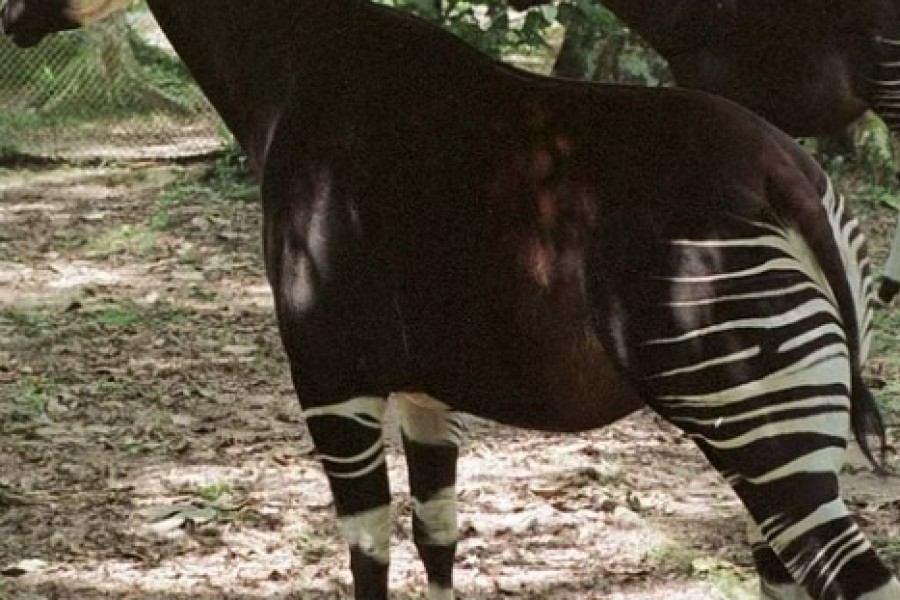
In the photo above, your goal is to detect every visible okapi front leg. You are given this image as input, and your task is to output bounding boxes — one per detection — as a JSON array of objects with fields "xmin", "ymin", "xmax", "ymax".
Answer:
[
  {"xmin": 303, "ymin": 397, "xmax": 392, "ymax": 600},
  {"xmin": 396, "ymin": 393, "xmax": 465, "ymax": 600}
]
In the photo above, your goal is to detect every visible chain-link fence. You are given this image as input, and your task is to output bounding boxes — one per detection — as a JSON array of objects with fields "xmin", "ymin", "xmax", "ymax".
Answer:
[{"xmin": 0, "ymin": 5, "xmax": 224, "ymax": 161}]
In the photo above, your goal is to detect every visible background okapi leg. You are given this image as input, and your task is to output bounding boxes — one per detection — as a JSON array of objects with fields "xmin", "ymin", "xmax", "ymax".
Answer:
[
  {"xmin": 302, "ymin": 397, "xmax": 392, "ymax": 600},
  {"xmin": 396, "ymin": 393, "xmax": 465, "ymax": 600},
  {"xmin": 879, "ymin": 224, "xmax": 900, "ymax": 303}
]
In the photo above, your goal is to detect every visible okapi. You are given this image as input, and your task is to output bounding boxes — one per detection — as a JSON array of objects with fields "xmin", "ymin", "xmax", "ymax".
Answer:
[
  {"xmin": 3, "ymin": 1, "xmax": 898, "ymax": 599},
  {"xmin": 511, "ymin": 0, "xmax": 900, "ymax": 304}
]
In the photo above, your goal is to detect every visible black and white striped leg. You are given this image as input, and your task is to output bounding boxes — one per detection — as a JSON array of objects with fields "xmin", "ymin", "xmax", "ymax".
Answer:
[
  {"xmin": 303, "ymin": 397, "xmax": 392, "ymax": 600},
  {"xmin": 748, "ymin": 519, "xmax": 812, "ymax": 600},
  {"xmin": 396, "ymin": 393, "xmax": 465, "ymax": 600},
  {"xmin": 654, "ymin": 367, "xmax": 900, "ymax": 600},
  {"xmin": 604, "ymin": 215, "xmax": 900, "ymax": 599}
]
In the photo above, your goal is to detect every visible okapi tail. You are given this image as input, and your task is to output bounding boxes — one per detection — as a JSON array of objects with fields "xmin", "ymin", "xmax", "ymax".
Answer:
[
  {"xmin": 851, "ymin": 374, "xmax": 889, "ymax": 474},
  {"xmin": 819, "ymin": 179, "xmax": 889, "ymax": 473}
]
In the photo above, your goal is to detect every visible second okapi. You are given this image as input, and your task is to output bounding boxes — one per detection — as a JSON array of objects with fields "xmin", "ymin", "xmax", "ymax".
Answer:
[
  {"xmin": 3, "ymin": 1, "xmax": 898, "ymax": 599},
  {"xmin": 511, "ymin": 0, "xmax": 900, "ymax": 304}
]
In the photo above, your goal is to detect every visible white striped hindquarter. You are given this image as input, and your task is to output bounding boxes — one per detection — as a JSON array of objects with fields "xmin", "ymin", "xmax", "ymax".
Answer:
[{"xmin": 625, "ymin": 182, "xmax": 898, "ymax": 599}]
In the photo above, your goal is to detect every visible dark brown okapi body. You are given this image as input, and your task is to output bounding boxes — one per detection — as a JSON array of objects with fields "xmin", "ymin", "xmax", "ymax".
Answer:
[{"xmin": 3, "ymin": 1, "xmax": 898, "ymax": 599}]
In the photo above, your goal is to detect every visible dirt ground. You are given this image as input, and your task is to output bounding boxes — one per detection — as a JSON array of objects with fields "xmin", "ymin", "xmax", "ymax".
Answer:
[{"xmin": 1, "ymin": 162, "xmax": 899, "ymax": 600}]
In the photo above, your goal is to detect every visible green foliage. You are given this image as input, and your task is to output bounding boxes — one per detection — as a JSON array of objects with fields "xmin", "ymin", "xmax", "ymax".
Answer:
[
  {"xmin": 92, "ymin": 306, "xmax": 141, "ymax": 328},
  {"xmin": 380, "ymin": 1, "xmax": 669, "ymax": 83},
  {"xmin": 381, "ymin": 0, "xmax": 556, "ymax": 58},
  {"xmin": 203, "ymin": 144, "xmax": 258, "ymax": 203},
  {"xmin": 2, "ymin": 376, "xmax": 55, "ymax": 432},
  {"xmin": 551, "ymin": 1, "xmax": 670, "ymax": 83},
  {"xmin": 0, "ymin": 9, "xmax": 204, "ymax": 120}
]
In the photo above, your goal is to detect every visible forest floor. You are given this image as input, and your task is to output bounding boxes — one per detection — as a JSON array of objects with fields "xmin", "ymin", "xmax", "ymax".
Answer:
[{"xmin": 1, "ymin": 160, "xmax": 899, "ymax": 600}]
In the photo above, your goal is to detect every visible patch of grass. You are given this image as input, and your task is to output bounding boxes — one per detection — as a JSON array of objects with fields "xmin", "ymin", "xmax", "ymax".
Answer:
[
  {"xmin": 856, "ymin": 184, "xmax": 900, "ymax": 211},
  {"xmin": 645, "ymin": 541, "xmax": 698, "ymax": 576},
  {"xmin": 1, "ymin": 376, "xmax": 56, "ymax": 432},
  {"xmin": 646, "ymin": 543, "xmax": 752, "ymax": 598},
  {"xmin": 91, "ymin": 305, "xmax": 141, "ymax": 328},
  {"xmin": 204, "ymin": 146, "xmax": 258, "ymax": 203},
  {"xmin": 86, "ymin": 222, "xmax": 159, "ymax": 256},
  {"xmin": 878, "ymin": 535, "xmax": 900, "ymax": 563},
  {"xmin": 294, "ymin": 529, "xmax": 335, "ymax": 563},
  {"xmin": 196, "ymin": 482, "xmax": 231, "ymax": 504},
  {"xmin": 870, "ymin": 309, "xmax": 900, "ymax": 418},
  {"xmin": 189, "ymin": 284, "xmax": 218, "ymax": 301},
  {"xmin": 121, "ymin": 440, "xmax": 160, "ymax": 455},
  {"xmin": 1, "ymin": 308, "xmax": 54, "ymax": 340},
  {"xmin": 157, "ymin": 308, "xmax": 190, "ymax": 325}
]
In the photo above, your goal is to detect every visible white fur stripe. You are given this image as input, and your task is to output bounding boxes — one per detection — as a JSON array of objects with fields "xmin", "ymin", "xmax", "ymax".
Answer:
[
  {"xmin": 820, "ymin": 179, "xmax": 874, "ymax": 362},
  {"xmin": 395, "ymin": 393, "xmax": 465, "ymax": 447},
  {"xmin": 660, "ymin": 281, "xmax": 819, "ymax": 307},
  {"xmin": 643, "ymin": 299, "xmax": 841, "ymax": 347},
  {"xmin": 763, "ymin": 498, "xmax": 847, "ymax": 553},
  {"xmin": 647, "ymin": 346, "xmax": 760, "ymax": 379},
  {"xmin": 427, "ymin": 583, "xmax": 455, "ymax": 600},
  {"xmin": 303, "ymin": 396, "xmax": 386, "ymax": 427},
  {"xmin": 660, "ymin": 348, "xmax": 850, "ymax": 408},
  {"xmin": 413, "ymin": 486, "xmax": 458, "ymax": 546},
  {"xmin": 339, "ymin": 505, "xmax": 391, "ymax": 565},
  {"xmin": 303, "ymin": 397, "xmax": 386, "ymax": 480}
]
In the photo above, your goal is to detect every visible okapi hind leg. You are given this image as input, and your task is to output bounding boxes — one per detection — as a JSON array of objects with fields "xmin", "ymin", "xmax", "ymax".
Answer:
[
  {"xmin": 747, "ymin": 519, "xmax": 813, "ymax": 600},
  {"xmin": 302, "ymin": 396, "xmax": 392, "ymax": 600},
  {"xmin": 395, "ymin": 393, "xmax": 466, "ymax": 600},
  {"xmin": 648, "ymin": 354, "xmax": 900, "ymax": 600},
  {"xmin": 594, "ymin": 216, "xmax": 900, "ymax": 599}
]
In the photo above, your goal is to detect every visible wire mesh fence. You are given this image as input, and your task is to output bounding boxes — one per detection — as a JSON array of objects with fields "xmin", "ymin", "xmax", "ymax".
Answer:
[{"xmin": 0, "ymin": 5, "xmax": 225, "ymax": 161}]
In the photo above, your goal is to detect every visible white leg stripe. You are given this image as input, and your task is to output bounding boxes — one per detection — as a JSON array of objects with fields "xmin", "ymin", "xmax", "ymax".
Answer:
[
  {"xmin": 427, "ymin": 583, "xmax": 455, "ymax": 600},
  {"xmin": 414, "ymin": 486, "xmax": 458, "ymax": 546},
  {"xmin": 741, "ymin": 447, "xmax": 847, "ymax": 486},
  {"xmin": 303, "ymin": 397, "xmax": 386, "ymax": 480},
  {"xmin": 340, "ymin": 505, "xmax": 391, "ymax": 565},
  {"xmin": 763, "ymin": 498, "xmax": 847, "ymax": 554},
  {"xmin": 323, "ymin": 453, "xmax": 386, "ymax": 480},
  {"xmin": 303, "ymin": 396, "xmax": 386, "ymax": 427},
  {"xmin": 395, "ymin": 393, "xmax": 464, "ymax": 447}
]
